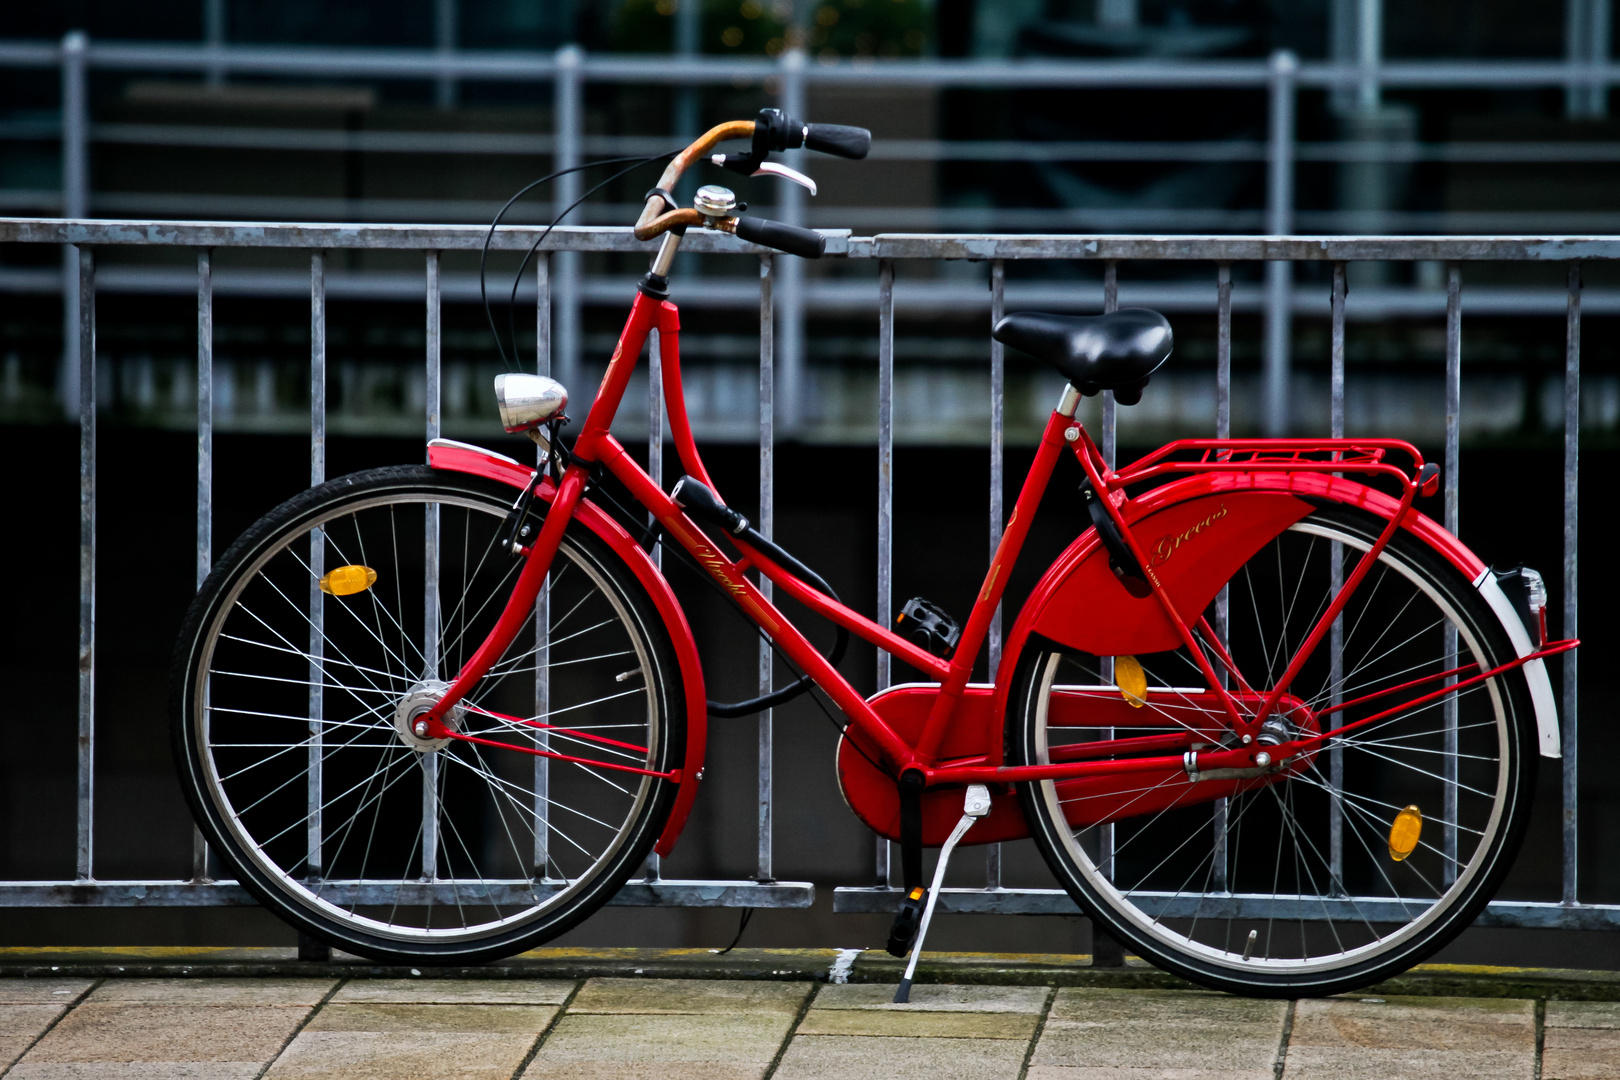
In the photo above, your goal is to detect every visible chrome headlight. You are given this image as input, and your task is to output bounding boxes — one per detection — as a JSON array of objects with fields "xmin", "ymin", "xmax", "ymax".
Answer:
[{"xmin": 493, "ymin": 373, "xmax": 567, "ymax": 433}]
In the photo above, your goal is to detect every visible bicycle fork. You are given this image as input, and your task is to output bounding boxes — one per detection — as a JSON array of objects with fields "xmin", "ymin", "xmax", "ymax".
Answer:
[{"xmin": 892, "ymin": 783, "xmax": 992, "ymax": 1004}]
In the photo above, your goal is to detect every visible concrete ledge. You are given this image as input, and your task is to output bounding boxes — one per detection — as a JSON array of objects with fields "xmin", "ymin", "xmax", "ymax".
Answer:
[{"xmin": 5, "ymin": 947, "xmax": 1620, "ymax": 1000}]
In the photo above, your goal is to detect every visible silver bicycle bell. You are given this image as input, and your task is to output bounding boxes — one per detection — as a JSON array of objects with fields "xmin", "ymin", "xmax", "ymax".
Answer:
[{"xmin": 693, "ymin": 185, "xmax": 737, "ymax": 222}]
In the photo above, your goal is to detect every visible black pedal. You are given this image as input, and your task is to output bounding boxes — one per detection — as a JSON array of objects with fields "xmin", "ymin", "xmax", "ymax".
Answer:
[
  {"xmin": 895, "ymin": 598, "xmax": 961, "ymax": 658},
  {"xmin": 886, "ymin": 886, "xmax": 927, "ymax": 957}
]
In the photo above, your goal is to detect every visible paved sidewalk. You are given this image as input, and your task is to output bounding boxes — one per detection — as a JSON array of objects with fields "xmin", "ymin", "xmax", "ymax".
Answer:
[{"xmin": 3, "ymin": 969, "xmax": 1615, "ymax": 1079}]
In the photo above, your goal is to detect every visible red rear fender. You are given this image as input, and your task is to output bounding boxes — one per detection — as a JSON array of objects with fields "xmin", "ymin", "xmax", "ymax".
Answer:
[
  {"xmin": 426, "ymin": 438, "xmax": 707, "ymax": 858},
  {"xmin": 990, "ymin": 471, "xmax": 1477, "ymax": 764}
]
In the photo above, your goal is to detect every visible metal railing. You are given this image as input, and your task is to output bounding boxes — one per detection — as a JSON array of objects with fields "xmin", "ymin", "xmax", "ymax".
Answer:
[
  {"xmin": 7, "ymin": 37, "xmax": 1620, "ymax": 436},
  {"xmin": 0, "ymin": 216, "xmax": 1609, "ymax": 934}
]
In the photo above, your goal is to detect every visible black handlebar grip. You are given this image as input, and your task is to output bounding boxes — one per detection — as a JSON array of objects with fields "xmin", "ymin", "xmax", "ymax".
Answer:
[
  {"xmin": 734, "ymin": 216, "xmax": 825, "ymax": 259},
  {"xmin": 804, "ymin": 123, "xmax": 871, "ymax": 160}
]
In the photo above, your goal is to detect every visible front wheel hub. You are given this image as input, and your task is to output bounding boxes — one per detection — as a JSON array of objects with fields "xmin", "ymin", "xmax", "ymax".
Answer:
[{"xmin": 395, "ymin": 680, "xmax": 464, "ymax": 752}]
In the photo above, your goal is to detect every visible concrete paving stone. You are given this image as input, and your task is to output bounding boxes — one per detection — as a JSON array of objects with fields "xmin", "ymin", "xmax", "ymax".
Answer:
[
  {"xmin": 3, "ymin": 1035, "xmax": 38, "ymax": 1071},
  {"xmin": 1025, "ymin": 1070, "xmax": 1269, "ymax": 1080},
  {"xmin": 87, "ymin": 977, "xmax": 334, "ymax": 1006},
  {"xmin": 0, "ymin": 981, "xmax": 95, "ymax": 1005},
  {"xmin": 771, "ymin": 1034, "xmax": 1029, "ymax": 1080},
  {"xmin": 6, "ymin": 1064, "xmax": 264, "ymax": 1079},
  {"xmin": 1547, "ymin": 1000, "xmax": 1620, "ymax": 1029},
  {"xmin": 567, "ymin": 976, "xmax": 811, "ymax": 1015},
  {"xmin": 1033, "ymin": 1021, "xmax": 1281, "ymax": 1073},
  {"xmin": 263, "ymin": 1030, "xmax": 536, "ymax": 1079},
  {"xmin": 812, "ymin": 983, "xmax": 1049, "ymax": 1013},
  {"xmin": 1, "ymin": 1005, "xmax": 66, "ymax": 1037},
  {"xmin": 1541, "ymin": 1024, "xmax": 1620, "ymax": 1080},
  {"xmin": 525, "ymin": 1012, "xmax": 793, "ymax": 1067},
  {"xmin": 1049, "ymin": 988, "xmax": 1284, "ymax": 1026},
  {"xmin": 1032, "ymin": 989, "xmax": 1286, "ymax": 1074},
  {"xmin": 522, "ymin": 1065, "xmax": 769, "ymax": 1080},
  {"xmin": 305, "ymin": 1002, "xmax": 557, "ymax": 1033},
  {"xmin": 331, "ymin": 978, "xmax": 575, "ymax": 1005},
  {"xmin": 797, "ymin": 1009, "xmax": 1039, "ymax": 1039},
  {"xmin": 23, "ymin": 1003, "xmax": 312, "ymax": 1063},
  {"xmin": 1280, "ymin": 1046, "xmax": 1534, "ymax": 1080},
  {"xmin": 1287, "ymin": 995, "xmax": 1534, "ymax": 1052}
]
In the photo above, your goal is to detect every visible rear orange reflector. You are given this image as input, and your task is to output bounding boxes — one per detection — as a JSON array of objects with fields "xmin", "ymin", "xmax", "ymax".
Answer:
[
  {"xmin": 1115, "ymin": 655, "xmax": 1148, "ymax": 708},
  {"xmin": 1388, "ymin": 805, "xmax": 1423, "ymax": 861},
  {"xmin": 319, "ymin": 565, "xmax": 378, "ymax": 597}
]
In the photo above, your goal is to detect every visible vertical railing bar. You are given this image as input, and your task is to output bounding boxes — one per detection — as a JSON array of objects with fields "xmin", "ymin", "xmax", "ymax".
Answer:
[
  {"xmin": 876, "ymin": 257, "xmax": 895, "ymax": 887},
  {"xmin": 1563, "ymin": 262, "xmax": 1581, "ymax": 907},
  {"xmin": 758, "ymin": 253, "xmax": 775, "ymax": 883},
  {"xmin": 307, "ymin": 250, "xmax": 326, "ymax": 881},
  {"xmin": 639, "ymin": 327, "xmax": 667, "ymax": 883},
  {"xmin": 1328, "ymin": 261, "xmax": 1347, "ymax": 892},
  {"xmin": 553, "ymin": 46, "xmax": 582, "ymax": 393},
  {"xmin": 1101, "ymin": 260, "xmax": 1118, "ymax": 470},
  {"xmin": 534, "ymin": 252, "xmax": 551, "ymax": 879},
  {"xmin": 1443, "ymin": 263, "xmax": 1462, "ymax": 886},
  {"xmin": 986, "ymin": 258, "xmax": 1005, "ymax": 892},
  {"xmin": 193, "ymin": 247, "xmax": 214, "ymax": 882},
  {"xmin": 777, "ymin": 48, "xmax": 807, "ymax": 431},
  {"xmin": 1213, "ymin": 262, "xmax": 1232, "ymax": 894},
  {"xmin": 644, "ymin": 326, "xmax": 664, "ymax": 883},
  {"xmin": 1099, "ymin": 260, "xmax": 1117, "ymax": 895},
  {"xmin": 423, "ymin": 250, "xmax": 442, "ymax": 881},
  {"xmin": 1264, "ymin": 49, "xmax": 1298, "ymax": 438},
  {"xmin": 60, "ymin": 32, "xmax": 87, "ymax": 418},
  {"xmin": 75, "ymin": 243, "xmax": 95, "ymax": 883}
]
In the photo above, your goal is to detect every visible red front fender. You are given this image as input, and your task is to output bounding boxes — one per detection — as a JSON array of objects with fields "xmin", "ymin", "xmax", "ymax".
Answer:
[
  {"xmin": 426, "ymin": 439, "xmax": 707, "ymax": 858},
  {"xmin": 989, "ymin": 470, "xmax": 1480, "ymax": 764}
]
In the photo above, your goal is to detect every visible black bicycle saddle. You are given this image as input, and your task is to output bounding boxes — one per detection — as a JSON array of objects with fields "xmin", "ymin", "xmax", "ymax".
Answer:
[{"xmin": 992, "ymin": 308, "xmax": 1173, "ymax": 405}]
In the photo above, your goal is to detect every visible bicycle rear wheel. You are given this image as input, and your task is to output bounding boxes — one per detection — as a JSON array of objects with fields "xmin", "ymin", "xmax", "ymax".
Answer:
[
  {"xmin": 172, "ymin": 465, "xmax": 683, "ymax": 963},
  {"xmin": 1008, "ymin": 503, "xmax": 1537, "ymax": 996}
]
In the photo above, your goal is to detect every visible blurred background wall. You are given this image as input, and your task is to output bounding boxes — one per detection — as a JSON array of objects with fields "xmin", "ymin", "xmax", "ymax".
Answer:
[{"xmin": 1, "ymin": 0, "xmax": 1615, "ymax": 963}]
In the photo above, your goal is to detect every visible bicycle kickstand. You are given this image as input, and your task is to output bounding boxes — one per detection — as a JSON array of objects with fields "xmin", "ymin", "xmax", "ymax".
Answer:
[{"xmin": 893, "ymin": 784, "xmax": 992, "ymax": 1004}]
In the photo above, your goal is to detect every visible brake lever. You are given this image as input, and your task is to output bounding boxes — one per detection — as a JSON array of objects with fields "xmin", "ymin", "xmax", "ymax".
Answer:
[
  {"xmin": 710, "ymin": 154, "xmax": 817, "ymax": 195},
  {"xmin": 750, "ymin": 161, "xmax": 817, "ymax": 195}
]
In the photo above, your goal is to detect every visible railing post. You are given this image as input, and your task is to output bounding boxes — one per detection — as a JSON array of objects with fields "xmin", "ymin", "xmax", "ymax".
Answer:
[
  {"xmin": 535, "ymin": 252, "xmax": 552, "ymax": 879},
  {"xmin": 203, "ymin": 0, "xmax": 226, "ymax": 86},
  {"xmin": 554, "ymin": 45, "xmax": 583, "ymax": 394},
  {"xmin": 776, "ymin": 47, "xmax": 807, "ymax": 432},
  {"xmin": 758, "ymin": 253, "xmax": 776, "ymax": 884},
  {"xmin": 434, "ymin": 0, "xmax": 459, "ymax": 109},
  {"xmin": 60, "ymin": 31, "xmax": 88, "ymax": 418},
  {"xmin": 308, "ymin": 250, "xmax": 327, "ymax": 882},
  {"xmin": 1213, "ymin": 262, "xmax": 1233, "ymax": 893},
  {"xmin": 986, "ymin": 258, "xmax": 1005, "ymax": 892},
  {"xmin": 1564, "ymin": 263, "xmax": 1581, "ymax": 907},
  {"xmin": 193, "ymin": 247, "xmax": 214, "ymax": 882},
  {"xmin": 423, "ymin": 251, "xmax": 443, "ymax": 879},
  {"xmin": 1328, "ymin": 261, "xmax": 1346, "ymax": 891},
  {"xmin": 875, "ymin": 257, "xmax": 894, "ymax": 888},
  {"xmin": 1264, "ymin": 49, "xmax": 1297, "ymax": 438},
  {"xmin": 75, "ymin": 244, "xmax": 95, "ymax": 883},
  {"xmin": 1442, "ymin": 264, "xmax": 1463, "ymax": 885}
]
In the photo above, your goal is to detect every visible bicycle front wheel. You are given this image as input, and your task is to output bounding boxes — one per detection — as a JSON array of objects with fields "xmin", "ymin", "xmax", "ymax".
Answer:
[
  {"xmin": 1008, "ymin": 503, "xmax": 1538, "ymax": 996},
  {"xmin": 172, "ymin": 465, "xmax": 684, "ymax": 963}
]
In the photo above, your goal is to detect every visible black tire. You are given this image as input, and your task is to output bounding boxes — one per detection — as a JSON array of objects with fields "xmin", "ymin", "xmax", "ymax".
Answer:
[
  {"xmin": 172, "ymin": 465, "xmax": 684, "ymax": 964},
  {"xmin": 1008, "ymin": 503, "xmax": 1538, "ymax": 996}
]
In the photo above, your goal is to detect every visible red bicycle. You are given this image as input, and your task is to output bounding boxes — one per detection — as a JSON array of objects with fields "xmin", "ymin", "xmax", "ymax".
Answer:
[{"xmin": 172, "ymin": 112, "xmax": 1574, "ymax": 998}]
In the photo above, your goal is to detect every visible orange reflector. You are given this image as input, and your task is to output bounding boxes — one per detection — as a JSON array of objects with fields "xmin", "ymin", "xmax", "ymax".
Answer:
[
  {"xmin": 1115, "ymin": 655, "xmax": 1148, "ymax": 708},
  {"xmin": 1388, "ymin": 805, "xmax": 1423, "ymax": 861},
  {"xmin": 319, "ymin": 564, "xmax": 378, "ymax": 597}
]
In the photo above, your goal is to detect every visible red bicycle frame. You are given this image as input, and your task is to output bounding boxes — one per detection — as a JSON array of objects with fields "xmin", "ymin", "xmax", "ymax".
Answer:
[{"xmin": 421, "ymin": 284, "xmax": 1574, "ymax": 825}]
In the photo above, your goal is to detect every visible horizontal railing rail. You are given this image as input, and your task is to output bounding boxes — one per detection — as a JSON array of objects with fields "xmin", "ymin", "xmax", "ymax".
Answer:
[{"xmin": 0, "ymin": 217, "xmax": 1601, "ymax": 938}]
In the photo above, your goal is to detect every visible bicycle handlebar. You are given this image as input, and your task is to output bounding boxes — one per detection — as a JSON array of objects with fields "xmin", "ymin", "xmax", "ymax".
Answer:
[
  {"xmin": 633, "ymin": 110, "xmax": 871, "ymax": 242},
  {"xmin": 732, "ymin": 215, "xmax": 826, "ymax": 260}
]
